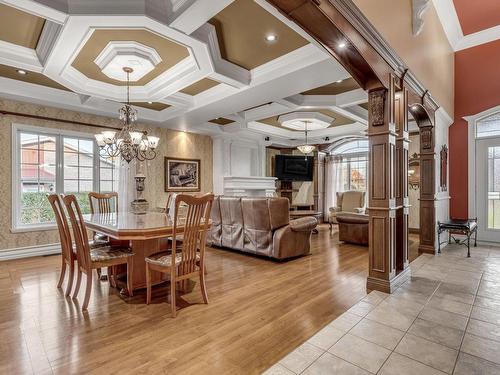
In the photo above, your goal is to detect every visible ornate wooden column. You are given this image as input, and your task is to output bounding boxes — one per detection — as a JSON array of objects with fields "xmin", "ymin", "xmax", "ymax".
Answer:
[
  {"xmin": 394, "ymin": 86, "xmax": 410, "ymax": 270},
  {"xmin": 418, "ymin": 113, "xmax": 436, "ymax": 253},
  {"xmin": 367, "ymin": 76, "xmax": 411, "ymax": 293}
]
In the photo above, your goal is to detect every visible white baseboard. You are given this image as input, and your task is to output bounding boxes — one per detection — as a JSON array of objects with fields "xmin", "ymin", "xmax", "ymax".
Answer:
[{"xmin": 0, "ymin": 243, "xmax": 61, "ymax": 261}]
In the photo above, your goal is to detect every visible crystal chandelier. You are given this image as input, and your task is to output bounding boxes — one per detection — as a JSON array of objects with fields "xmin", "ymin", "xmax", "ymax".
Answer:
[
  {"xmin": 297, "ymin": 120, "xmax": 315, "ymax": 154},
  {"xmin": 94, "ymin": 67, "xmax": 159, "ymax": 163}
]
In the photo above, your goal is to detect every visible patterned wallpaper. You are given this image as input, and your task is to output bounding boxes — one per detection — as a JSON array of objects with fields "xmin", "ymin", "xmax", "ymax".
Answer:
[{"xmin": 0, "ymin": 98, "xmax": 213, "ymax": 251}]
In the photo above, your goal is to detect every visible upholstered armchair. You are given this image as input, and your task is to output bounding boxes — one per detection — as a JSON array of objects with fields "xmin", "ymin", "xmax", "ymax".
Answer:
[{"xmin": 329, "ymin": 191, "xmax": 366, "ymax": 229}]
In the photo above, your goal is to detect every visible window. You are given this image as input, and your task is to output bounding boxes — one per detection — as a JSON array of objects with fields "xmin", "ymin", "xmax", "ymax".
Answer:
[
  {"xmin": 476, "ymin": 112, "xmax": 500, "ymax": 139},
  {"xmin": 332, "ymin": 139, "xmax": 369, "ymax": 192},
  {"xmin": 12, "ymin": 124, "xmax": 119, "ymax": 230}
]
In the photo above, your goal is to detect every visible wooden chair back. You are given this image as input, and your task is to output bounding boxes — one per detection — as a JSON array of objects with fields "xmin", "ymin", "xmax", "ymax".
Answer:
[
  {"xmin": 47, "ymin": 194, "xmax": 73, "ymax": 264},
  {"xmin": 172, "ymin": 194, "xmax": 214, "ymax": 277},
  {"xmin": 63, "ymin": 194, "xmax": 92, "ymax": 270},
  {"xmin": 88, "ymin": 192, "xmax": 118, "ymax": 214}
]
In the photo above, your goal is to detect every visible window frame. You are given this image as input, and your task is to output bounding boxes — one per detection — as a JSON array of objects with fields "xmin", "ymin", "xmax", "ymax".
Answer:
[{"xmin": 11, "ymin": 123, "xmax": 114, "ymax": 232}]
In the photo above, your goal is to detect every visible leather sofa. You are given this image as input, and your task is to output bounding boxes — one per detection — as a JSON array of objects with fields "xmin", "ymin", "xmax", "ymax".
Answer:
[
  {"xmin": 336, "ymin": 212, "xmax": 369, "ymax": 246},
  {"xmin": 328, "ymin": 191, "xmax": 366, "ymax": 229},
  {"xmin": 208, "ymin": 196, "xmax": 317, "ymax": 260}
]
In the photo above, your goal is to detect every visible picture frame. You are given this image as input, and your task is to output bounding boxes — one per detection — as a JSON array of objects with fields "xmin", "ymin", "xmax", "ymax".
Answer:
[{"xmin": 164, "ymin": 157, "xmax": 201, "ymax": 192}]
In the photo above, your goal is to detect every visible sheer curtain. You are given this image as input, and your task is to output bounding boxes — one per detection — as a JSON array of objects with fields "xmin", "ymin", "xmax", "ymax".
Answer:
[
  {"xmin": 324, "ymin": 155, "xmax": 344, "ymax": 221},
  {"xmin": 117, "ymin": 159, "xmax": 136, "ymax": 213}
]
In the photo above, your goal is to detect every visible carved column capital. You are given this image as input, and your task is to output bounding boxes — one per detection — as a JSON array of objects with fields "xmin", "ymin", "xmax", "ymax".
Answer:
[{"xmin": 369, "ymin": 88, "xmax": 386, "ymax": 126}]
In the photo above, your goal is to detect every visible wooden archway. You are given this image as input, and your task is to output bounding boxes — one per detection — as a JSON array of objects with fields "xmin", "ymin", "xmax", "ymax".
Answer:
[{"xmin": 267, "ymin": 0, "xmax": 440, "ymax": 292}]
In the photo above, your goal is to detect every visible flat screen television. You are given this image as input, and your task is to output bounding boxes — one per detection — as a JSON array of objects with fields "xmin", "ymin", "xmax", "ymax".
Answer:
[{"xmin": 274, "ymin": 155, "xmax": 314, "ymax": 181}]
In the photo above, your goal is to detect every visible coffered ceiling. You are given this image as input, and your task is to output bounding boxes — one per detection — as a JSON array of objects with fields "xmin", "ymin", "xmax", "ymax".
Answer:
[
  {"xmin": 0, "ymin": 0, "xmax": 368, "ymax": 146},
  {"xmin": 208, "ymin": 0, "xmax": 309, "ymax": 70}
]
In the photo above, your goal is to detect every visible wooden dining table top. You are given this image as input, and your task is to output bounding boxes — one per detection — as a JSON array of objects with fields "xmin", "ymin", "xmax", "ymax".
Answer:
[{"xmin": 83, "ymin": 211, "xmax": 210, "ymax": 241}]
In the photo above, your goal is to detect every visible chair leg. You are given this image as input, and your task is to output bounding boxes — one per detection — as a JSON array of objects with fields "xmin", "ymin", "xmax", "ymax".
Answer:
[
  {"xmin": 65, "ymin": 261, "xmax": 74, "ymax": 297},
  {"xmin": 73, "ymin": 269, "xmax": 82, "ymax": 299},
  {"xmin": 57, "ymin": 259, "xmax": 66, "ymax": 288},
  {"xmin": 82, "ymin": 271, "xmax": 92, "ymax": 310},
  {"xmin": 146, "ymin": 265, "xmax": 151, "ymax": 305},
  {"xmin": 199, "ymin": 266, "xmax": 209, "ymax": 304},
  {"xmin": 109, "ymin": 266, "xmax": 117, "ymax": 288},
  {"xmin": 170, "ymin": 277, "xmax": 177, "ymax": 318},
  {"xmin": 127, "ymin": 258, "xmax": 134, "ymax": 297}
]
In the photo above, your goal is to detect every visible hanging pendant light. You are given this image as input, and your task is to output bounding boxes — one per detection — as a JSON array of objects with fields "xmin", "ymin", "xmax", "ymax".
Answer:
[
  {"xmin": 95, "ymin": 67, "xmax": 159, "ymax": 163},
  {"xmin": 297, "ymin": 120, "xmax": 315, "ymax": 154}
]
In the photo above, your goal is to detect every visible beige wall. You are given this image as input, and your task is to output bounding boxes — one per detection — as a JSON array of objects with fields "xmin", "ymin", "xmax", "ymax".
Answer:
[
  {"xmin": 353, "ymin": 0, "xmax": 454, "ymax": 116},
  {"xmin": 0, "ymin": 98, "xmax": 213, "ymax": 251}
]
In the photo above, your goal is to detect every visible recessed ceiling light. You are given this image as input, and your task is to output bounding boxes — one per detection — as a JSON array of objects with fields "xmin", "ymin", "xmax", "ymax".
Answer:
[
  {"xmin": 412, "ymin": 105, "xmax": 419, "ymax": 110},
  {"xmin": 16, "ymin": 69, "xmax": 27, "ymax": 75},
  {"xmin": 147, "ymin": 101, "xmax": 153, "ymax": 104},
  {"xmin": 335, "ymin": 79, "xmax": 344, "ymax": 83},
  {"xmin": 338, "ymin": 42, "xmax": 347, "ymax": 49},
  {"xmin": 265, "ymin": 34, "xmax": 277, "ymax": 42}
]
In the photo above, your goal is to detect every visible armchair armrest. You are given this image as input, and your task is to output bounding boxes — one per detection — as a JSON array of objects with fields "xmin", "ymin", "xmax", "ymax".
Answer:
[
  {"xmin": 289, "ymin": 217, "xmax": 318, "ymax": 232},
  {"xmin": 354, "ymin": 207, "xmax": 366, "ymax": 214},
  {"xmin": 329, "ymin": 206, "xmax": 341, "ymax": 213}
]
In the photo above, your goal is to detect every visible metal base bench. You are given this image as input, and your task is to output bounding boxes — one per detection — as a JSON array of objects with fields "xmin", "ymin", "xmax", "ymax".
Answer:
[{"xmin": 437, "ymin": 218, "xmax": 477, "ymax": 257}]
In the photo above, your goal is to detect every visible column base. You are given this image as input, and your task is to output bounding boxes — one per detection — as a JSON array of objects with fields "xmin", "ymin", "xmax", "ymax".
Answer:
[
  {"xmin": 418, "ymin": 244, "xmax": 436, "ymax": 255},
  {"xmin": 366, "ymin": 267, "xmax": 411, "ymax": 294}
]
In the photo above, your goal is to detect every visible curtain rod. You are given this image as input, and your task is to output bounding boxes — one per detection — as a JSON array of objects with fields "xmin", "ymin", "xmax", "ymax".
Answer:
[{"xmin": 0, "ymin": 110, "xmax": 121, "ymax": 131}]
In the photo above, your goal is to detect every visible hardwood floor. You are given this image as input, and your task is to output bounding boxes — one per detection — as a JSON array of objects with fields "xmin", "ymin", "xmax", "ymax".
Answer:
[{"xmin": 0, "ymin": 226, "xmax": 420, "ymax": 375}]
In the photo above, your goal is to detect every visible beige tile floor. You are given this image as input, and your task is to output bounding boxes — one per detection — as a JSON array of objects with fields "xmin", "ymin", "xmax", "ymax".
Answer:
[{"xmin": 263, "ymin": 243, "xmax": 500, "ymax": 375}]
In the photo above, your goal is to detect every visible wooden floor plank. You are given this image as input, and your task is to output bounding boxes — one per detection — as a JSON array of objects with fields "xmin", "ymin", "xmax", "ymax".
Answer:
[{"xmin": 0, "ymin": 226, "xmax": 420, "ymax": 374}]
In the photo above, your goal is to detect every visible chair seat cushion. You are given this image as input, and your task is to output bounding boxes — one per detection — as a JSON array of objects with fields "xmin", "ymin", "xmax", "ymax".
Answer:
[
  {"xmin": 89, "ymin": 238, "xmax": 110, "ymax": 249},
  {"xmin": 90, "ymin": 246, "xmax": 133, "ymax": 262},
  {"xmin": 145, "ymin": 252, "xmax": 200, "ymax": 267}
]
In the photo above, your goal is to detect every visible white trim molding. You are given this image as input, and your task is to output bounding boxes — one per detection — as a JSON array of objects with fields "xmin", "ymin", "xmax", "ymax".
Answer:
[
  {"xmin": 0, "ymin": 243, "xmax": 61, "ymax": 261},
  {"xmin": 466, "ymin": 105, "xmax": 500, "ymax": 220}
]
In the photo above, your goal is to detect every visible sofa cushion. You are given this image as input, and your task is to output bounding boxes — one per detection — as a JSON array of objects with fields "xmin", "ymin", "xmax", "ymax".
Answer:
[{"xmin": 220, "ymin": 197, "xmax": 244, "ymax": 250}]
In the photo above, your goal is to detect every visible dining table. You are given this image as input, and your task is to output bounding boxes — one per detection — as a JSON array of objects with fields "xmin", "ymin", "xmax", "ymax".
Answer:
[{"xmin": 83, "ymin": 211, "xmax": 210, "ymax": 292}]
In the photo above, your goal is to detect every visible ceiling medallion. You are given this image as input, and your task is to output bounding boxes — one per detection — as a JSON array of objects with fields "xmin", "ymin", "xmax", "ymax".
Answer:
[
  {"xmin": 297, "ymin": 120, "xmax": 315, "ymax": 155},
  {"xmin": 94, "ymin": 41, "xmax": 162, "ymax": 81},
  {"xmin": 95, "ymin": 67, "xmax": 159, "ymax": 163},
  {"xmin": 279, "ymin": 111, "xmax": 334, "ymax": 130}
]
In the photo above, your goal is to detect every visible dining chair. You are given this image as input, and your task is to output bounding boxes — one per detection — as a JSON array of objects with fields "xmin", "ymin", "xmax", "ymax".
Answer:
[
  {"xmin": 145, "ymin": 193, "xmax": 214, "ymax": 317},
  {"xmin": 63, "ymin": 194, "xmax": 134, "ymax": 310},
  {"xmin": 88, "ymin": 192, "xmax": 118, "ymax": 280},
  {"xmin": 48, "ymin": 194, "xmax": 75, "ymax": 297}
]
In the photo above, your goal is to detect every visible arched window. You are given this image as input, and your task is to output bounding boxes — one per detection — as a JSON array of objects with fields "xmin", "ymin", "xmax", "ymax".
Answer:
[
  {"xmin": 476, "ymin": 111, "xmax": 500, "ymax": 139},
  {"xmin": 330, "ymin": 139, "xmax": 369, "ymax": 191}
]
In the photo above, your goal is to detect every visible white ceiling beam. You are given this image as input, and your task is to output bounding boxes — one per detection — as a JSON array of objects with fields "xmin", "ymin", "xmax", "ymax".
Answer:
[
  {"xmin": 455, "ymin": 25, "xmax": 500, "ymax": 51},
  {"xmin": 192, "ymin": 23, "xmax": 250, "ymax": 88},
  {"xmin": 0, "ymin": 41, "xmax": 43, "ymax": 72}
]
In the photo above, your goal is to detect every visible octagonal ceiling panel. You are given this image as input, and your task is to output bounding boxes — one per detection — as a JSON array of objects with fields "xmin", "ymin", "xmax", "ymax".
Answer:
[
  {"xmin": 0, "ymin": 4, "xmax": 45, "ymax": 49},
  {"xmin": 259, "ymin": 109, "xmax": 353, "ymax": 129},
  {"xmin": 209, "ymin": 0, "xmax": 309, "ymax": 70},
  {"xmin": 72, "ymin": 29, "xmax": 190, "ymax": 86}
]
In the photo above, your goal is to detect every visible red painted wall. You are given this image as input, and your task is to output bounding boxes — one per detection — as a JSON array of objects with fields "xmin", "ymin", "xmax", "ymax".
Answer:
[{"xmin": 449, "ymin": 40, "xmax": 500, "ymax": 219}]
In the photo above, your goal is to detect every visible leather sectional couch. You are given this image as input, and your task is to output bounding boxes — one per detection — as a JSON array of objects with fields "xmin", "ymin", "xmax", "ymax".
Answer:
[{"xmin": 208, "ymin": 196, "xmax": 318, "ymax": 260}]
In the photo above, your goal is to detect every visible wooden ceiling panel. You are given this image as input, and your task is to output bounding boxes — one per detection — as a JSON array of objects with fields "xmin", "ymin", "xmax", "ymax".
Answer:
[
  {"xmin": 0, "ymin": 4, "xmax": 45, "ymax": 49},
  {"xmin": 0, "ymin": 64, "xmax": 70, "ymax": 91},
  {"xmin": 180, "ymin": 78, "xmax": 220, "ymax": 96},
  {"xmin": 301, "ymin": 78, "xmax": 360, "ymax": 95},
  {"xmin": 208, "ymin": 117, "xmax": 234, "ymax": 125},
  {"xmin": 209, "ymin": 0, "xmax": 309, "ymax": 70},
  {"xmin": 130, "ymin": 102, "xmax": 171, "ymax": 111}
]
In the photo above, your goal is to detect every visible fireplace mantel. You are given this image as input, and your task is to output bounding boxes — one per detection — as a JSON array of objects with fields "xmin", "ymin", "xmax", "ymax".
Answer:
[{"xmin": 223, "ymin": 176, "xmax": 277, "ymax": 197}]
